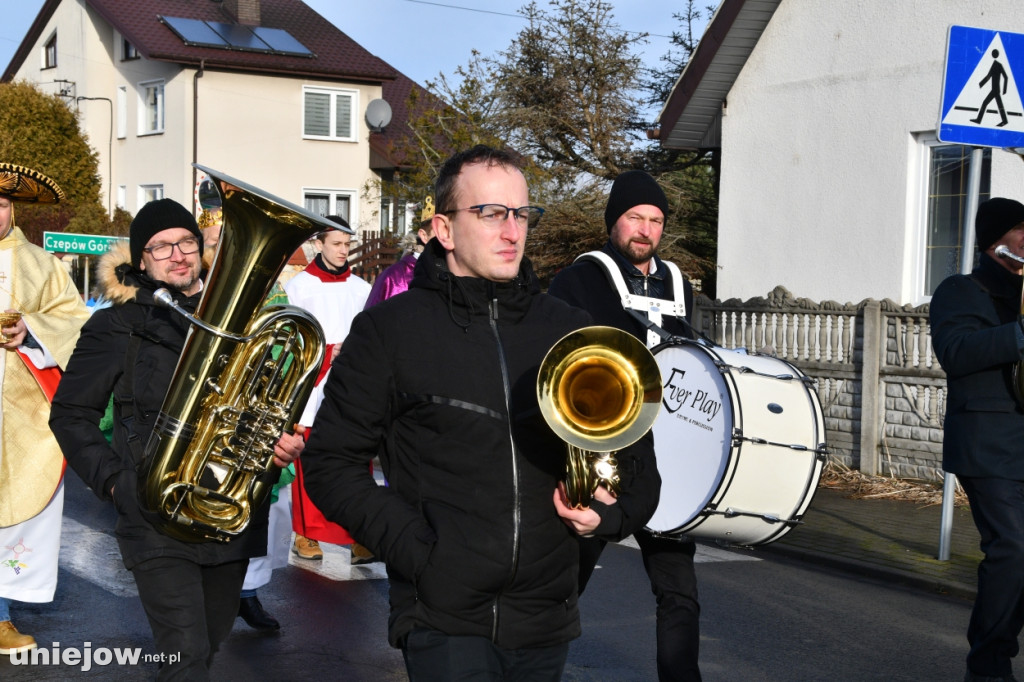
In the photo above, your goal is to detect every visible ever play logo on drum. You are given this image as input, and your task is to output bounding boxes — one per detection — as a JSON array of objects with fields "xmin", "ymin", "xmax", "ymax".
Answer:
[{"xmin": 661, "ymin": 368, "xmax": 723, "ymax": 425}]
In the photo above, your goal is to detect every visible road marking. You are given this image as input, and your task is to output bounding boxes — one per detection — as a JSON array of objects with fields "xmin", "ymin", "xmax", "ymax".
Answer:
[
  {"xmin": 60, "ymin": 521, "xmax": 755, "ymax": 593},
  {"xmin": 288, "ymin": 541, "xmax": 388, "ymax": 581},
  {"xmin": 60, "ymin": 517, "xmax": 138, "ymax": 597}
]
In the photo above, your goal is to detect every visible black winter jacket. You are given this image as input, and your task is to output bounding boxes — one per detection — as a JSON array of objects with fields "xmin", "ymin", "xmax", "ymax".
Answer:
[
  {"xmin": 931, "ymin": 252, "xmax": 1024, "ymax": 479},
  {"xmin": 548, "ymin": 241, "xmax": 695, "ymax": 341},
  {"xmin": 49, "ymin": 243, "xmax": 268, "ymax": 568},
  {"xmin": 302, "ymin": 239, "xmax": 658, "ymax": 649}
]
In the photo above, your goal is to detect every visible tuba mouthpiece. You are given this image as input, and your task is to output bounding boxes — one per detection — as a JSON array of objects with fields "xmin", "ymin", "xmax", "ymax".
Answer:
[{"xmin": 153, "ymin": 288, "xmax": 175, "ymax": 308}]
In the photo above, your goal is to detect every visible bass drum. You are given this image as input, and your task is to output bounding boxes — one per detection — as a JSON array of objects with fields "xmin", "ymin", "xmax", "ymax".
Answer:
[{"xmin": 644, "ymin": 340, "xmax": 826, "ymax": 546}]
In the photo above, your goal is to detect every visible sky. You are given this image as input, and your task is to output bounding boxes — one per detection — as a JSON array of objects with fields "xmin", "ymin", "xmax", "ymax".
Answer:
[{"xmin": 0, "ymin": 0, "xmax": 711, "ymax": 119}]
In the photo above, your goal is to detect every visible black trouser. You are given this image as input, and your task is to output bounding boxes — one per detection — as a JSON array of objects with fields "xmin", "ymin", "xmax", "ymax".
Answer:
[
  {"xmin": 402, "ymin": 627, "xmax": 569, "ymax": 681},
  {"xmin": 130, "ymin": 556, "xmax": 248, "ymax": 681},
  {"xmin": 960, "ymin": 476, "xmax": 1024, "ymax": 678},
  {"xmin": 579, "ymin": 531, "xmax": 701, "ymax": 682}
]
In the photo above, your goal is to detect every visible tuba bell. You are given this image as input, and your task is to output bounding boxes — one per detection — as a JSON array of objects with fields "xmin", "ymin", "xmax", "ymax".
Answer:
[
  {"xmin": 137, "ymin": 165, "xmax": 329, "ymax": 543},
  {"xmin": 538, "ymin": 326, "xmax": 663, "ymax": 509}
]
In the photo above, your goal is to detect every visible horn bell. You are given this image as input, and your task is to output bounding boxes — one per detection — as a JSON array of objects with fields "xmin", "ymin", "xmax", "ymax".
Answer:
[{"xmin": 538, "ymin": 326, "xmax": 662, "ymax": 508}]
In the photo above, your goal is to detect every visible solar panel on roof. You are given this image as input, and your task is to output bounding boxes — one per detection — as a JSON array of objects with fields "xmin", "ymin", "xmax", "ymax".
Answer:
[
  {"xmin": 160, "ymin": 16, "xmax": 228, "ymax": 48},
  {"xmin": 159, "ymin": 15, "xmax": 313, "ymax": 58},
  {"xmin": 206, "ymin": 21, "xmax": 272, "ymax": 51},
  {"xmin": 251, "ymin": 27, "xmax": 313, "ymax": 57}
]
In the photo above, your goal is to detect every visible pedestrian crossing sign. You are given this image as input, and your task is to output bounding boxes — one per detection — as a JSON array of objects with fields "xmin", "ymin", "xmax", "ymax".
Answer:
[{"xmin": 939, "ymin": 25, "xmax": 1024, "ymax": 148}]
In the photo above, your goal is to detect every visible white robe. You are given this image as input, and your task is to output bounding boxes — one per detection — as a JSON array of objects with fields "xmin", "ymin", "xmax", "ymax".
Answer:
[
  {"xmin": 0, "ymin": 236, "xmax": 88, "ymax": 603},
  {"xmin": 284, "ymin": 269, "xmax": 370, "ymax": 422}
]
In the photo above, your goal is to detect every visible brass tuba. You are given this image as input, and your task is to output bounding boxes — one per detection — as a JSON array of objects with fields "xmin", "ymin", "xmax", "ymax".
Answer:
[
  {"xmin": 538, "ymin": 326, "xmax": 663, "ymax": 509},
  {"xmin": 138, "ymin": 165, "xmax": 329, "ymax": 543}
]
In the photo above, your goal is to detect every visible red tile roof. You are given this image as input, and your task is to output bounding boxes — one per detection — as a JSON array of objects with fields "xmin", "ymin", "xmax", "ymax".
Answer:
[
  {"xmin": 370, "ymin": 71, "xmax": 453, "ymax": 170},
  {"xmin": 4, "ymin": 0, "xmax": 397, "ymax": 83}
]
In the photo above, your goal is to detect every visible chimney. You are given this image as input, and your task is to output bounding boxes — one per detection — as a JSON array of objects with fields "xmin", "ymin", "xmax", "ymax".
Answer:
[{"xmin": 223, "ymin": 0, "xmax": 261, "ymax": 26}]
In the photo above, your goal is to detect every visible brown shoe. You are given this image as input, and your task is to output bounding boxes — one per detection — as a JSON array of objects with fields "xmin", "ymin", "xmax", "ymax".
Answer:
[
  {"xmin": 293, "ymin": 534, "xmax": 323, "ymax": 560},
  {"xmin": 350, "ymin": 542, "xmax": 376, "ymax": 565},
  {"xmin": 0, "ymin": 621, "xmax": 37, "ymax": 655}
]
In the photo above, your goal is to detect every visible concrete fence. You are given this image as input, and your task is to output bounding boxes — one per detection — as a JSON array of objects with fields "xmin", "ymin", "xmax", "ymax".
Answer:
[{"xmin": 693, "ymin": 286, "xmax": 946, "ymax": 481}]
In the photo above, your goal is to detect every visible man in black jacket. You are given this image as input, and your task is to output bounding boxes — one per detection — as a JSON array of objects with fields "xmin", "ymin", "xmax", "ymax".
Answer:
[
  {"xmin": 548, "ymin": 170, "xmax": 701, "ymax": 682},
  {"xmin": 931, "ymin": 197, "xmax": 1024, "ymax": 682},
  {"xmin": 302, "ymin": 146, "xmax": 660, "ymax": 680},
  {"xmin": 49, "ymin": 199, "xmax": 304, "ymax": 680}
]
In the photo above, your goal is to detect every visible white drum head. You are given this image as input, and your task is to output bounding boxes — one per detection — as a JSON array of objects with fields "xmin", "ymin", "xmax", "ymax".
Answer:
[{"xmin": 645, "ymin": 343, "xmax": 733, "ymax": 533}]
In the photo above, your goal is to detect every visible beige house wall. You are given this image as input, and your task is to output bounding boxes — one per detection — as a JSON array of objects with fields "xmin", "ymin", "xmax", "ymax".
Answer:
[{"xmin": 9, "ymin": 0, "xmax": 386, "ymax": 240}]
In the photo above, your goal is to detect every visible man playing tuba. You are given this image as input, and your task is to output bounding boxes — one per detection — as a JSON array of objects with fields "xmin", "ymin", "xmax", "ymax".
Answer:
[{"xmin": 50, "ymin": 198, "xmax": 305, "ymax": 679}]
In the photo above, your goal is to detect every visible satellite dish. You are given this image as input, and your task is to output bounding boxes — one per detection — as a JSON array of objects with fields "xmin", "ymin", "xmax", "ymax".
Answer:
[{"xmin": 365, "ymin": 98, "xmax": 393, "ymax": 133}]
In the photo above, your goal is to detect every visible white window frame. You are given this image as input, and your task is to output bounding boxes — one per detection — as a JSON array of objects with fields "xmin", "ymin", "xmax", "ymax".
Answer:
[
  {"xmin": 42, "ymin": 31, "xmax": 57, "ymax": 69},
  {"xmin": 138, "ymin": 184, "xmax": 164, "ymax": 209},
  {"xmin": 116, "ymin": 86, "xmax": 127, "ymax": 139},
  {"xmin": 117, "ymin": 185, "xmax": 127, "ymax": 210},
  {"xmin": 908, "ymin": 132, "xmax": 991, "ymax": 303},
  {"xmin": 138, "ymin": 79, "xmax": 165, "ymax": 136},
  {"xmin": 303, "ymin": 188, "xmax": 357, "ymax": 226},
  {"xmin": 302, "ymin": 86, "xmax": 358, "ymax": 142}
]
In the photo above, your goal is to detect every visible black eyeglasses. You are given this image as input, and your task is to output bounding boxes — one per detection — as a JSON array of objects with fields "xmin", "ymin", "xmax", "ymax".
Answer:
[
  {"xmin": 444, "ymin": 204, "xmax": 545, "ymax": 229},
  {"xmin": 143, "ymin": 237, "xmax": 200, "ymax": 260}
]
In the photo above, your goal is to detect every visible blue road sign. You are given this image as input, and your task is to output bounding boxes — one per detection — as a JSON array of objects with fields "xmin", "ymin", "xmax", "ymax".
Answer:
[{"xmin": 939, "ymin": 25, "xmax": 1024, "ymax": 148}]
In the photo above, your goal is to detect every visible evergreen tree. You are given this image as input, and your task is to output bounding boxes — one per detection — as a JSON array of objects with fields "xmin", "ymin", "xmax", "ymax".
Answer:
[{"xmin": 0, "ymin": 80, "xmax": 110, "ymax": 244}]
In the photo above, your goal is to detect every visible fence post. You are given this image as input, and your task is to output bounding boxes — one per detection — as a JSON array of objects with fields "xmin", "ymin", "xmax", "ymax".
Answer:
[{"xmin": 859, "ymin": 300, "xmax": 882, "ymax": 476}]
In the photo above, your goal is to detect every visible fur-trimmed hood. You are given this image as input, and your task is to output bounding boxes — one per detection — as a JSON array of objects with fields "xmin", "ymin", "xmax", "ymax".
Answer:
[{"xmin": 95, "ymin": 240, "xmax": 137, "ymax": 305}]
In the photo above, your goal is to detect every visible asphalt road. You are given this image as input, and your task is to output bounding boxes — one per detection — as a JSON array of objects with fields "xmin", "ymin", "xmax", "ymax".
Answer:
[{"xmin": 1, "ymin": 468, "xmax": 979, "ymax": 681}]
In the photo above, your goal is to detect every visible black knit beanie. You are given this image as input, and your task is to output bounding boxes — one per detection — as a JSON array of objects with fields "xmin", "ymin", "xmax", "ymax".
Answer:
[
  {"xmin": 604, "ymin": 170, "xmax": 669, "ymax": 233},
  {"xmin": 976, "ymin": 197, "xmax": 1024, "ymax": 251},
  {"xmin": 130, "ymin": 198, "xmax": 203, "ymax": 267}
]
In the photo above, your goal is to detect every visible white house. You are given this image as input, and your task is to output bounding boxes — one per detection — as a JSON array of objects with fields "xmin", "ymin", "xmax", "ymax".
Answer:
[
  {"xmin": 2, "ymin": 0, "xmax": 420, "ymax": 236},
  {"xmin": 658, "ymin": 0, "xmax": 1024, "ymax": 306}
]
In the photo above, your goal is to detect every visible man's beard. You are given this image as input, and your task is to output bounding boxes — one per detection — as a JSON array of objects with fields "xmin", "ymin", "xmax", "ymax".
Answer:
[
  {"xmin": 165, "ymin": 269, "xmax": 199, "ymax": 293},
  {"xmin": 620, "ymin": 238, "xmax": 657, "ymax": 265}
]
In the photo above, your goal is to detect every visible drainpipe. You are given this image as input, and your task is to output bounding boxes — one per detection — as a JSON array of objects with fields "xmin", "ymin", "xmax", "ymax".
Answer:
[{"xmin": 192, "ymin": 60, "xmax": 205, "ymax": 214}]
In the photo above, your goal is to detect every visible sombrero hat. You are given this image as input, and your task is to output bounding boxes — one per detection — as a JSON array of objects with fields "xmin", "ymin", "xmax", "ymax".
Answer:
[{"xmin": 0, "ymin": 163, "xmax": 65, "ymax": 203}]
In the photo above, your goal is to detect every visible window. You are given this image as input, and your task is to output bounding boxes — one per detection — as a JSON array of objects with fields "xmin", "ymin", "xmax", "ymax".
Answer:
[
  {"xmin": 139, "ymin": 185, "xmax": 164, "ymax": 207},
  {"xmin": 122, "ymin": 38, "xmax": 139, "ymax": 61},
  {"xmin": 919, "ymin": 138, "xmax": 991, "ymax": 297},
  {"xmin": 43, "ymin": 33, "xmax": 57, "ymax": 69},
  {"xmin": 379, "ymin": 198, "xmax": 407, "ymax": 232},
  {"xmin": 302, "ymin": 86, "xmax": 356, "ymax": 142},
  {"xmin": 116, "ymin": 86, "xmax": 127, "ymax": 139},
  {"xmin": 304, "ymin": 190, "xmax": 353, "ymax": 224},
  {"xmin": 139, "ymin": 80, "xmax": 165, "ymax": 135},
  {"xmin": 117, "ymin": 185, "xmax": 126, "ymax": 209}
]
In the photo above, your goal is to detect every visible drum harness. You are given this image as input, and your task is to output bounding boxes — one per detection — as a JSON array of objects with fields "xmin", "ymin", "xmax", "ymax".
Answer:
[
  {"xmin": 576, "ymin": 251, "xmax": 691, "ymax": 349},
  {"xmin": 579, "ymin": 251, "xmax": 827, "ymax": 531}
]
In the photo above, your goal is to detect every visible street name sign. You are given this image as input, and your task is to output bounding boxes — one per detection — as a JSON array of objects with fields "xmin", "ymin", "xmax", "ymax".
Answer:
[
  {"xmin": 939, "ymin": 25, "xmax": 1024, "ymax": 148},
  {"xmin": 43, "ymin": 232, "xmax": 127, "ymax": 256}
]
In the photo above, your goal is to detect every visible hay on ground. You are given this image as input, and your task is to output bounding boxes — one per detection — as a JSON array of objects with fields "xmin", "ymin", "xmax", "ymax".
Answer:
[{"xmin": 819, "ymin": 459, "xmax": 969, "ymax": 508}]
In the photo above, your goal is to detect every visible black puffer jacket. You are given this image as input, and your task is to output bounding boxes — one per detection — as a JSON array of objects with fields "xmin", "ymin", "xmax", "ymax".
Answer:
[
  {"xmin": 49, "ymin": 242, "xmax": 267, "ymax": 568},
  {"xmin": 303, "ymin": 239, "xmax": 658, "ymax": 649}
]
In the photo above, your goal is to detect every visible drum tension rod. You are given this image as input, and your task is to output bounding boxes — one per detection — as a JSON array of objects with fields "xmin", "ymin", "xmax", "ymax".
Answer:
[
  {"xmin": 711, "ymin": 508, "xmax": 801, "ymax": 526},
  {"xmin": 732, "ymin": 429, "xmax": 816, "ymax": 451},
  {"xmin": 722, "ymin": 364, "xmax": 803, "ymax": 382}
]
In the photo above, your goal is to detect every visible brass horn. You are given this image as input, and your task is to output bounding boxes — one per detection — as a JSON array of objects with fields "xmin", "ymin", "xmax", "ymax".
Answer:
[
  {"xmin": 538, "ymin": 326, "xmax": 663, "ymax": 509},
  {"xmin": 137, "ymin": 165, "xmax": 329, "ymax": 543}
]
